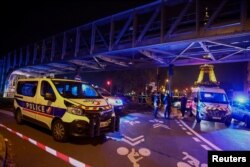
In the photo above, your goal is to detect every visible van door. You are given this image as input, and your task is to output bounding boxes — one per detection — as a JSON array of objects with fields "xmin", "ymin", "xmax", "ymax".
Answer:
[
  {"xmin": 16, "ymin": 81, "xmax": 38, "ymax": 120},
  {"xmin": 35, "ymin": 80, "xmax": 56, "ymax": 128}
]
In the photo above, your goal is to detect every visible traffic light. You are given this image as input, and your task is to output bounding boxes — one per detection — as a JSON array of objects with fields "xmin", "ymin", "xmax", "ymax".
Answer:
[{"xmin": 107, "ymin": 80, "xmax": 111, "ymax": 86}]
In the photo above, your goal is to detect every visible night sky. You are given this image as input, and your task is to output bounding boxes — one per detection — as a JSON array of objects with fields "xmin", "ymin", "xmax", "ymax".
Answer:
[
  {"xmin": 0, "ymin": 0, "xmax": 154, "ymax": 56},
  {"xmin": 0, "ymin": 1, "xmax": 247, "ymax": 93}
]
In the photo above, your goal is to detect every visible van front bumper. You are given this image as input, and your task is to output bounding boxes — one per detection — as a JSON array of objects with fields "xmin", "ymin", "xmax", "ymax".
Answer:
[
  {"xmin": 199, "ymin": 112, "xmax": 231, "ymax": 123},
  {"xmin": 65, "ymin": 116, "xmax": 119, "ymax": 137}
]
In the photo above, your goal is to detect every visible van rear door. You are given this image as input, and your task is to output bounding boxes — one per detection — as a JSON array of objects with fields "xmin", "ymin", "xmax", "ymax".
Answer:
[{"xmin": 16, "ymin": 81, "xmax": 38, "ymax": 119}]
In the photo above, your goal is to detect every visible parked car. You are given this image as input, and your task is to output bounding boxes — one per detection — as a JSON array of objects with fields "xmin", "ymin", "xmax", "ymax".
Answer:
[{"xmin": 95, "ymin": 87, "xmax": 124, "ymax": 115}]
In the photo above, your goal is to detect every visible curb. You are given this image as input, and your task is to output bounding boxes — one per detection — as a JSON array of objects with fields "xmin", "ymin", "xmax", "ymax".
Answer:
[{"xmin": 0, "ymin": 124, "xmax": 90, "ymax": 167}]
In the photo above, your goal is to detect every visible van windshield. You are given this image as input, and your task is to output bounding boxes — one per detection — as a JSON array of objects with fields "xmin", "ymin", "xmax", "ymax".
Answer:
[
  {"xmin": 52, "ymin": 81, "xmax": 101, "ymax": 99},
  {"xmin": 96, "ymin": 87, "xmax": 111, "ymax": 96},
  {"xmin": 199, "ymin": 92, "xmax": 228, "ymax": 104}
]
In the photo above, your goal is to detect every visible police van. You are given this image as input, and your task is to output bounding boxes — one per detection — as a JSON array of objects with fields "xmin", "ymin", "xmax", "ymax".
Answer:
[
  {"xmin": 190, "ymin": 86, "xmax": 232, "ymax": 126},
  {"xmin": 14, "ymin": 78, "xmax": 119, "ymax": 142}
]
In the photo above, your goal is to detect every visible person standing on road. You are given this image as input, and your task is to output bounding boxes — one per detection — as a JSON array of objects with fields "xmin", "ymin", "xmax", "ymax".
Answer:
[
  {"xmin": 153, "ymin": 91, "xmax": 160, "ymax": 118},
  {"xmin": 164, "ymin": 93, "xmax": 172, "ymax": 119},
  {"xmin": 180, "ymin": 94, "xmax": 187, "ymax": 118}
]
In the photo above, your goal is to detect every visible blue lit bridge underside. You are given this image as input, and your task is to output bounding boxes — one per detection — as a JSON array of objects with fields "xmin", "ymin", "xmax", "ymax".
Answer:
[{"xmin": 0, "ymin": 0, "xmax": 250, "ymax": 93}]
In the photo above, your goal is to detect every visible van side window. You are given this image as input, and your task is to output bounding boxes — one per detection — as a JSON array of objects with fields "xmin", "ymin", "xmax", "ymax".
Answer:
[
  {"xmin": 41, "ymin": 81, "xmax": 55, "ymax": 97},
  {"xmin": 16, "ymin": 81, "xmax": 38, "ymax": 97}
]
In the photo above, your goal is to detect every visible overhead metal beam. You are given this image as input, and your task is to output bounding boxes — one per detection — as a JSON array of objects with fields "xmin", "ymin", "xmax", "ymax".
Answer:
[
  {"xmin": 145, "ymin": 48, "xmax": 176, "ymax": 57},
  {"xmin": 96, "ymin": 26, "xmax": 109, "ymax": 49},
  {"xmin": 41, "ymin": 40, "xmax": 46, "ymax": 63},
  {"xmin": 170, "ymin": 42, "xmax": 195, "ymax": 63},
  {"xmin": 204, "ymin": 0, "xmax": 228, "ymax": 29},
  {"xmin": 62, "ymin": 32, "xmax": 67, "ymax": 60},
  {"xmin": 74, "ymin": 28, "xmax": 80, "ymax": 58},
  {"xmin": 47, "ymin": 63, "xmax": 76, "ymax": 71},
  {"xmin": 137, "ymin": 8, "xmax": 160, "ymax": 43},
  {"xmin": 199, "ymin": 41, "xmax": 216, "ymax": 61},
  {"xmin": 206, "ymin": 40, "xmax": 246, "ymax": 50},
  {"xmin": 90, "ymin": 23, "xmax": 96, "ymax": 54},
  {"xmin": 139, "ymin": 50, "xmax": 166, "ymax": 64},
  {"xmin": 69, "ymin": 59, "xmax": 100, "ymax": 70},
  {"xmin": 180, "ymin": 55, "xmax": 212, "ymax": 61},
  {"xmin": 164, "ymin": 0, "xmax": 192, "ymax": 39},
  {"xmin": 51, "ymin": 37, "xmax": 55, "ymax": 61},
  {"xmin": 96, "ymin": 55, "xmax": 128, "ymax": 67},
  {"xmin": 114, "ymin": 15, "xmax": 133, "ymax": 47},
  {"xmin": 25, "ymin": 45, "xmax": 30, "ymax": 66},
  {"xmin": 218, "ymin": 50, "xmax": 244, "ymax": 61},
  {"xmin": 19, "ymin": 48, "xmax": 23, "ymax": 67},
  {"xmin": 93, "ymin": 56, "xmax": 105, "ymax": 69},
  {"xmin": 33, "ymin": 43, "xmax": 37, "ymax": 65}
]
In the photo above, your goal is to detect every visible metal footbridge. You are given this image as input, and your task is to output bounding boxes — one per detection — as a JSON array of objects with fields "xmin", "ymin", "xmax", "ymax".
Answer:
[{"xmin": 0, "ymin": 0, "xmax": 250, "ymax": 95}]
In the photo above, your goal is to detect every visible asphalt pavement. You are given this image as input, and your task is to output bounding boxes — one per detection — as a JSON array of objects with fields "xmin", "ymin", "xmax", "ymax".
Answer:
[{"xmin": 0, "ymin": 107, "xmax": 250, "ymax": 167}]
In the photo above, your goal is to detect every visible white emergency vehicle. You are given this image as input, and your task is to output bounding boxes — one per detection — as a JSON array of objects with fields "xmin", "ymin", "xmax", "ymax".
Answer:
[
  {"xmin": 190, "ymin": 86, "xmax": 232, "ymax": 126},
  {"xmin": 14, "ymin": 78, "xmax": 119, "ymax": 142}
]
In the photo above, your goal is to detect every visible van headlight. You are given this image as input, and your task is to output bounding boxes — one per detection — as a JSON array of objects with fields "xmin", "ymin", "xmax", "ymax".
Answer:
[
  {"xmin": 108, "ymin": 98, "xmax": 123, "ymax": 106},
  {"xmin": 67, "ymin": 107, "xmax": 84, "ymax": 116}
]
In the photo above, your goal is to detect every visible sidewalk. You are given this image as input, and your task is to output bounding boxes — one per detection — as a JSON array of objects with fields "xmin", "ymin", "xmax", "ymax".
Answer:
[{"xmin": 0, "ymin": 134, "xmax": 6, "ymax": 166}]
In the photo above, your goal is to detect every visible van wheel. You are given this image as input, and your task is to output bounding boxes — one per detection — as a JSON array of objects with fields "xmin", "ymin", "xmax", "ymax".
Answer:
[
  {"xmin": 52, "ymin": 120, "xmax": 68, "ymax": 142},
  {"xmin": 15, "ymin": 109, "xmax": 23, "ymax": 124},
  {"xmin": 224, "ymin": 117, "xmax": 232, "ymax": 127},
  {"xmin": 196, "ymin": 112, "xmax": 201, "ymax": 123}
]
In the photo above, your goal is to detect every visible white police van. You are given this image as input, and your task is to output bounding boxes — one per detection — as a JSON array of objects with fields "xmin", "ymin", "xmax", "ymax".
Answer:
[
  {"xmin": 14, "ymin": 78, "xmax": 119, "ymax": 142},
  {"xmin": 191, "ymin": 86, "xmax": 232, "ymax": 126}
]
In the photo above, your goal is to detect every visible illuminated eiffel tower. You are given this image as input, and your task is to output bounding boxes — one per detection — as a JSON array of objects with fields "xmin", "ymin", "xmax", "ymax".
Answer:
[{"xmin": 194, "ymin": 64, "xmax": 219, "ymax": 86}]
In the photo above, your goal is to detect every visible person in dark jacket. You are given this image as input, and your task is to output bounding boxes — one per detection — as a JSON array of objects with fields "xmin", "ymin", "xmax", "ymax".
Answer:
[
  {"xmin": 153, "ymin": 91, "xmax": 160, "ymax": 118},
  {"xmin": 164, "ymin": 93, "xmax": 172, "ymax": 119},
  {"xmin": 180, "ymin": 94, "xmax": 187, "ymax": 118}
]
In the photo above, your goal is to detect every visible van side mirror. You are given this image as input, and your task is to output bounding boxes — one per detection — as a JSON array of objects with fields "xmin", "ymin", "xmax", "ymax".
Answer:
[
  {"xmin": 194, "ymin": 97, "xmax": 198, "ymax": 102},
  {"xmin": 45, "ymin": 93, "xmax": 56, "ymax": 102}
]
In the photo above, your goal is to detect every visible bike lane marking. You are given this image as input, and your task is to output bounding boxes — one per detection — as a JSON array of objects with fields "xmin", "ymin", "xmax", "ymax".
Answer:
[
  {"xmin": 178, "ymin": 120, "xmax": 222, "ymax": 151},
  {"xmin": 0, "ymin": 123, "xmax": 90, "ymax": 167},
  {"xmin": 192, "ymin": 137, "xmax": 201, "ymax": 143},
  {"xmin": 201, "ymin": 144, "xmax": 212, "ymax": 151}
]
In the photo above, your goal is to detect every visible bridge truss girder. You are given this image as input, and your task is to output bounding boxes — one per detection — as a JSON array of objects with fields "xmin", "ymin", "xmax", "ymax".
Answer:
[{"xmin": 0, "ymin": 0, "xmax": 250, "ymax": 92}]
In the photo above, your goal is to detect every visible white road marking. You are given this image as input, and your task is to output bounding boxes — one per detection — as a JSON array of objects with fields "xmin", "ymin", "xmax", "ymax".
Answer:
[
  {"xmin": 117, "ymin": 147, "xmax": 129, "ymax": 155},
  {"xmin": 186, "ymin": 131, "xmax": 192, "ymax": 135},
  {"xmin": 192, "ymin": 137, "xmax": 201, "ymax": 143},
  {"xmin": 123, "ymin": 135, "xmax": 144, "ymax": 142},
  {"xmin": 181, "ymin": 127, "xmax": 187, "ymax": 130},
  {"xmin": 149, "ymin": 119, "xmax": 164, "ymax": 123},
  {"xmin": 122, "ymin": 138, "xmax": 145, "ymax": 146},
  {"xmin": 0, "ymin": 109, "xmax": 14, "ymax": 117},
  {"xmin": 153, "ymin": 123, "xmax": 171, "ymax": 129},
  {"xmin": 201, "ymin": 144, "xmax": 212, "ymax": 151},
  {"xmin": 179, "ymin": 120, "xmax": 222, "ymax": 151}
]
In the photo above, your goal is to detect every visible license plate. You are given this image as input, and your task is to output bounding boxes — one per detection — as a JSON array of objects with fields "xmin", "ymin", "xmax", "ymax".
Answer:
[
  {"xmin": 100, "ymin": 121, "xmax": 110, "ymax": 128},
  {"xmin": 212, "ymin": 117, "xmax": 221, "ymax": 120}
]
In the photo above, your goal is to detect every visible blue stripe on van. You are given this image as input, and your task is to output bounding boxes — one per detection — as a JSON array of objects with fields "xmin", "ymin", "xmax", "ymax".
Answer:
[{"xmin": 15, "ymin": 99, "xmax": 66, "ymax": 118}]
